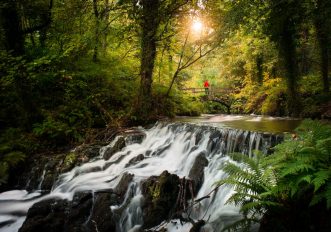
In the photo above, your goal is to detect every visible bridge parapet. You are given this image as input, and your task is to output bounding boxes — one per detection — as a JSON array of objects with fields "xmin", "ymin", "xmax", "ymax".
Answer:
[{"xmin": 180, "ymin": 87, "xmax": 232, "ymax": 95}]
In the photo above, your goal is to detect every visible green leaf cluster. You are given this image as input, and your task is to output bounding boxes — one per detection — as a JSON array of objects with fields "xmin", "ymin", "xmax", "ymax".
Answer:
[{"xmin": 218, "ymin": 120, "xmax": 331, "ymax": 231}]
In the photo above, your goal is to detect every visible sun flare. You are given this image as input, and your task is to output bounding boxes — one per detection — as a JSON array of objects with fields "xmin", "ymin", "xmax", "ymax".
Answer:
[{"xmin": 192, "ymin": 20, "xmax": 203, "ymax": 33}]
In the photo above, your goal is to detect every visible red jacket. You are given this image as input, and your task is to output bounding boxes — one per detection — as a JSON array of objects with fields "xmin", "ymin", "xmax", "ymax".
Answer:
[{"xmin": 204, "ymin": 81, "xmax": 209, "ymax": 88}]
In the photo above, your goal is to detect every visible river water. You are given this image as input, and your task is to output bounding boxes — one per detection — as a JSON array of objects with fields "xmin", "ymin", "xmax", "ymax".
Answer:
[{"xmin": 0, "ymin": 115, "xmax": 301, "ymax": 232}]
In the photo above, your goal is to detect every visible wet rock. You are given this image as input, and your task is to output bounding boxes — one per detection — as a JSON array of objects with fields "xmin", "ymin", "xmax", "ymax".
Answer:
[
  {"xmin": 125, "ymin": 130, "xmax": 146, "ymax": 145},
  {"xmin": 189, "ymin": 153, "xmax": 208, "ymax": 193},
  {"xmin": 210, "ymin": 130, "xmax": 221, "ymax": 140},
  {"xmin": 75, "ymin": 144, "xmax": 103, "ymax": 159},
  {"xmin": 19, "ymin": 192, "xmax": 97, "ymax": 232},
  {"xmin": 86, "ymin": 191, "xmax": 117, "ymax": 232},
  {"xmin": 103, "ymin": 154, "xmax": 127, "ymax": 170},
  {"xmin": 208, "ymin": 131, "xmax": 222, "ymax": 154},
  {"xmin": 141, "ymin": 171, "xmax": 193, "ymax": 229},
  {"xmin": 13, "ymin": 141, "xmax": 108, "ymax": 192},
  {"xmin": 19, "ymin": 198, "xmax": 69, "ymax": 232},
  {"xmin": 125, "ymin": 154, "xmax": 145, "ymax": 167},
  {"xmin": 195, "ymin": 131, "xmax": 203, "ymax": 145},
  {"xmin": 189, "ymin": 220, "xmax": 206, "ymax": 232},
  {"xmin": 114, "ymin": 172, "xmax": 134, "ymax": 200},
  {"xmin": 61, "ymin": 152, "xmax": 78, "ymax": 173},
  {"xmin": 103, "ymin": 137, "xmax": 126, "ymax": 160},
  {"xmin": 66, "ymin": 192, "xmax": 93, "ymax": 232}
]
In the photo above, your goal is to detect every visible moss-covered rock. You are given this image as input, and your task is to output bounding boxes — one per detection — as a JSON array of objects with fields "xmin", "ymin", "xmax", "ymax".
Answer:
[
  {"xmin": 141, "ymin": 171, "xmax": 180, "ymax": 228},
  {"xmin": 141, "ymin": 170, "xmax": 195, "ymax": 229}
]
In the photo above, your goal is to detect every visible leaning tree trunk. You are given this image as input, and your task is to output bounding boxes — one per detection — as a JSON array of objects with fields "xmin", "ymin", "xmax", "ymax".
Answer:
[{"xmin": 136, "ymin": 0, "xmax": 160, "ymax": 116}]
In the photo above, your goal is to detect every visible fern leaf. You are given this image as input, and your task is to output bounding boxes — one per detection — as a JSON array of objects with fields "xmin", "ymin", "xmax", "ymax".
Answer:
[
  {"xmin": 222, "ymin": 217, "xmax": 258, "ymax": 232},
  {"xmin": 281, "ymin": 162, "xmax": 314, "ymax": 177},
  {"xmin": 295, "ymin": 174, "xmax": 312, "ymax": 186},
  {"xmin": 299, "ymin": 147, "xmax": 316, "ymax": 155},
  {"xmin": 312, "ymin": 170, "xmax": 330, "ymax": 192},
  {"xmin": 326, "ymin": 182, "xmax": 331, "ymax": 209},
  {"xmin": 309, "ymin": 193, "xmax": 324, "ymax": 207}
]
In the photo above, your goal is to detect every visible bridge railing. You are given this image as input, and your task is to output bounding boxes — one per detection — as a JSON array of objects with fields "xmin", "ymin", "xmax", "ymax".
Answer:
[{"xmin": 180, "ymin": 87, "xmax": 232, "ymax": 95}]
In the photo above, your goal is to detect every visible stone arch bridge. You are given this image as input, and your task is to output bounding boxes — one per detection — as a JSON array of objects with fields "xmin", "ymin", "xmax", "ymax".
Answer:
[{"xmin": 180, "ymin": 87, "xmax": 233, "ymax": 114}]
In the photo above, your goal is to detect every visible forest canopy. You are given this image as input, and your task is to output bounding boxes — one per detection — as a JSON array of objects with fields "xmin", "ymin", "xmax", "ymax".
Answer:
[{"xmin": 0, "ymin": 0, "xmax": 330, "ymax": 147}]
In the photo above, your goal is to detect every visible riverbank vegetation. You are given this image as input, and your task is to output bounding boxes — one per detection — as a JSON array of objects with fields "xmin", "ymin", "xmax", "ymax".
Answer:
[{"xmin": 218, "ymin": 120, "xmax": 331, "ymax": 231}]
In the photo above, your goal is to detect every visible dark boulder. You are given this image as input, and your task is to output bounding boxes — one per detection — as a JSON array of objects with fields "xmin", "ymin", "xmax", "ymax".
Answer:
[
  {"xmin": 114, "ymin": 172, "xmax": 134, "ymax": 202},
  {"xmin": 19, "ymin": 198, "xmax": 69, "ymax": 232},
  {"xmin": 141, "ymin": 171, "xmax": 194, "ymax": 229},
  {"xmin": 19, "ymin": 192, "xmax": 94, "ymax": 232},
  {"xmin": 125, "ymin": 131, "xmax": 146, "ymax": 145},
  {"xmin": 103, "ymin": 137, "xmax": 126, "ymax": 160},
  {"xmin": 189, "ymin": 220, "xmax": 206, "ymax": 232},
  {"xmin": 188, "ymin": 153, "xmax": 208, "ymax": 194},
  {"xmin": 125, "ymin": 154, "xmax": 145, "ymax": 168},
  {"xmin": 141, "ymin": 171, "xmax": 180, "ymax": 229},
  {"xmin": 86, "ymin": 191, "xmax": 117, "ymax": 232}
]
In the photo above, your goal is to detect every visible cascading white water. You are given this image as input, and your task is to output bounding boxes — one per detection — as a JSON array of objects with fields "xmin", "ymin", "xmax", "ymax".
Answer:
[{"xmin": 0, "ymin": 121, "xmax": 280, "ymax": 232}]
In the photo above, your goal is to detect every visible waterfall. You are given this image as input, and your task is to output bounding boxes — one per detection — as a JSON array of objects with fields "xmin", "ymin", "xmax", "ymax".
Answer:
[{"xmin": 0, "ymin": 122, "xmax": 282, "ymax": 232}]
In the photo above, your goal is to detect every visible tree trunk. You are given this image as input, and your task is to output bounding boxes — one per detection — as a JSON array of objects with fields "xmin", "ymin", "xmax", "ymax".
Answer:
[
  {"xmin": 316, "ymin": 27, "xmax": 330, "ymax": 94},
  {"xmin": 0, "ymin": 1, "xmax": 24, "ymax": 55},
  {"xmin": 256, "ymin": 55, "xmax": 263, "ymax": 85},
  {"xmin": 279, "ymin": 18, "xmax": 301, "ymax": 116},
  {"xmin": 93, "ymin": 0, "xmax": 100, "ymax": 62},
  {"xmin": 314, "ymin": 0, "xmax": 330, "ymax": 94},
  {"xmin": 137, "ymin": 0, "xmax": 160, "ymax": 115}
]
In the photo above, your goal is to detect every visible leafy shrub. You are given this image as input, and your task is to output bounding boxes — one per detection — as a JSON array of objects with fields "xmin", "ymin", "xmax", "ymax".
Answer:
[
  {"xmin": 218, "ymin": 120, "xmax": 331, "ymax": 231},
  {"xmin": 0, "ymin": 128, "xmax": 37, "ymax": 186}
]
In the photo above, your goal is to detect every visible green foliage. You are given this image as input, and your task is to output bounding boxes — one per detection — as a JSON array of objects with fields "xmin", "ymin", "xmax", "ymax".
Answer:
[
  {"xmin": 0, "ymin": 128, "xmax": 33, "ymax": 186},
  {"xmin": 174, "ymin": 95, "xmax": 204, "ymax": 116},
  {"xmin": 0, "ymin": 50, "xmax": 137, "ymax": 145},
  {"xmin": 269, "ymin": 120, "xmax": 331, "ymax": 207},
  {"xmin": 63, "ymin": 152, "xmax": 77, "ymax": 167},
  {"xmin": 218, "ymin": 120, "xmax": 331, "ymax": 231},
  {"xmin": 217, "ymin": 152, "xmax": 280, "ymax": 229}
]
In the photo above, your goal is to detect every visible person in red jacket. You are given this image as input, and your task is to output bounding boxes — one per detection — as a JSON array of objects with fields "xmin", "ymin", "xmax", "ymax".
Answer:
[{"xmin": 203, "ymin": 80, "xmax": 210, "ymax": 95}]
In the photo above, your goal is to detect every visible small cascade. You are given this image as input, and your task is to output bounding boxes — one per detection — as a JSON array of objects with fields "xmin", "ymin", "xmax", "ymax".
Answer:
[
  {"xmin": 36, "ymin": 165, "xmax": 47, "ymax": 191},
  {"xmin": 0, "ymin": 121, "xmax": 283, "ymax": 232},
  {"xmin": 118, "ymin": 183, "xmax": 143, "ymax": 232}
]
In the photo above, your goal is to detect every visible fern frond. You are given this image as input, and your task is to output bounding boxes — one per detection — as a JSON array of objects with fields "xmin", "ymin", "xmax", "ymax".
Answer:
[
  {"xmin": 222, "ymin": 217, "xmax": 259, "ymax": 232},
  {"xmin": 316, "ymin": 138, "xmax": 331, "ymax": 157},
  {"xmin": 240, "ymin": 200, "xmax": 280, "ymax": 214},
  {"xmin": 309, "ymin": 193, "xmax": 324, "ymax": 207},
  {"xmin": 326, "ymin": 182, "xmax": 331, "ymax": 209},
  {"xmin": 312, "ymin": 170, "xmax": 330, "ymax": 192},
  {"xmin": 281, "ymin": 162, "xmax": 314, "ymax": 177}
]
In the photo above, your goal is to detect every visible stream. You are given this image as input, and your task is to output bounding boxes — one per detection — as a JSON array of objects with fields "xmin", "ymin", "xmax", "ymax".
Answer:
[{"xmin": 0, "ymin": 115, "xmax": 301, "ymax": 232}]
